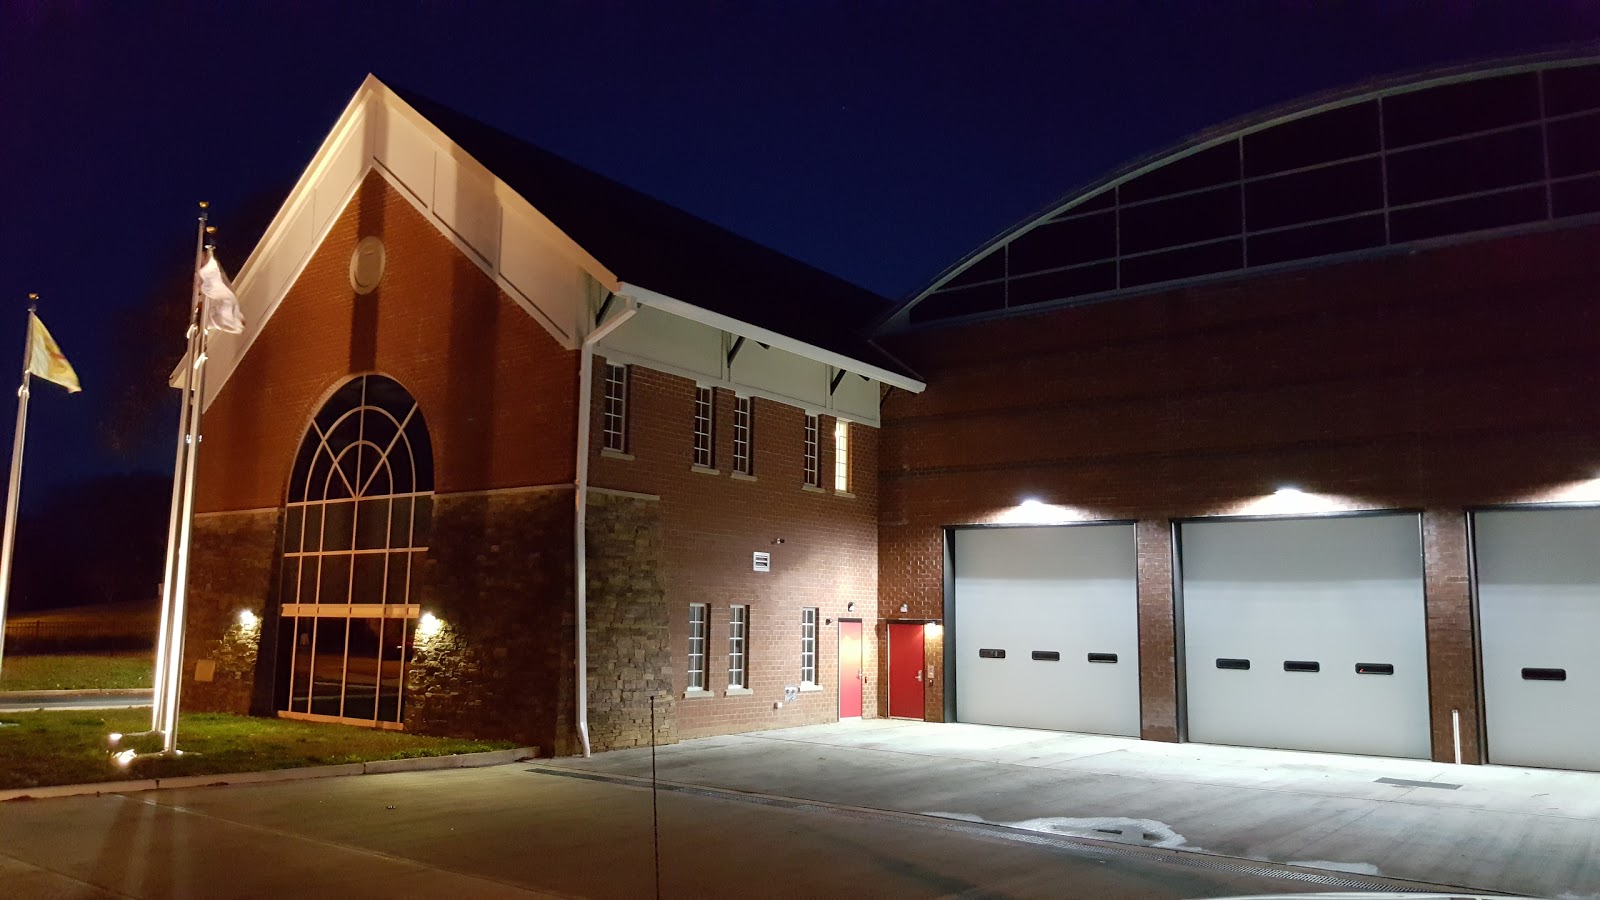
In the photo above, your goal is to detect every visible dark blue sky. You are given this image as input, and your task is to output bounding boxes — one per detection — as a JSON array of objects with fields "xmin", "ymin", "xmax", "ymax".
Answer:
[{"xmin": 2, "ymin": 1, "xmax": 1598, "ymax": 502}]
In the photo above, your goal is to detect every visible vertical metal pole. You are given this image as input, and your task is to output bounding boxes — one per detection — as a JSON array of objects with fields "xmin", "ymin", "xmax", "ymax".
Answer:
[
  {"xmin": 0, "ymin": 300, "xmax": 36, "ymax": 678},
  {"xmin": 151, "ymin": 209, "xmax": 207, "ymax": 732},
  {"xmin": 651, "ymin": 693, "xmax": 661, "ymax": 900}
]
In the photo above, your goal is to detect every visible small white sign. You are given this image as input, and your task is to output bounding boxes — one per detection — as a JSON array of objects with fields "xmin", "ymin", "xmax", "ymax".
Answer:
[{"xmin": 753, "ymin": 551, "xmax": 771, "ymax": 572}]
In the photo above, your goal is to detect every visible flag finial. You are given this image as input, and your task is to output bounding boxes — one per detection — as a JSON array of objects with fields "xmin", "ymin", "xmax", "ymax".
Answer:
[{"xmin": 198, "ymin": 200, "xmax": 209, "ymax": 210}]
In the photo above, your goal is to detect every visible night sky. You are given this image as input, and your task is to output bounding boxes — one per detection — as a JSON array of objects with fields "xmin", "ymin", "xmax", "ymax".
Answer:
[{"xmin": 2, "ymin": 2, "xmax": 1598, "ymax": 505}]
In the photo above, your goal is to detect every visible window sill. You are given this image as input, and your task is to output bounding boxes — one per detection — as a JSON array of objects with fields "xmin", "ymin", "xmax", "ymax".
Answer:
[
  {"xmin": 730, "ymin": 471, "xmax": 757, "ymax": 482},
  {"xmin": 799, "ymin": 683, "xmax": 824, "ymax": 693},
  {"xmin": 724, "ymin": 687, "xmax": 753, "ymax": 697},
  {"xmin": 683, "ymin": 688, "xmax": 714, "ymax": 700},
  {"xmin": 690, "ymin": 465, "xmax": 720, "ymax": 476},
  {"xmin": 601, "ymin": 449, "xmax": 634, "ymax": 461},
  {"xmin": 801, "ymin": 484, "xmax": 826, "ymax": 493},
  {"xmin": 834, "ymin": 490, "xmax": 855, "ymax": 499}
]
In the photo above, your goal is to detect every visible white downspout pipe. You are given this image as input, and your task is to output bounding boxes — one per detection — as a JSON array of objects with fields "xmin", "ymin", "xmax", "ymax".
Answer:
[{"xmin": 575, "ymin": 295, "xmax": 637, "ymax": 758}]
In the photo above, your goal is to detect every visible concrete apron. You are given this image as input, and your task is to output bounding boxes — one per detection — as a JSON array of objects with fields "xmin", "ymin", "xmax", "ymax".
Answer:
[{"xmin": 554, "ymin": 719, "xmax": 1600, "ymax": 900}]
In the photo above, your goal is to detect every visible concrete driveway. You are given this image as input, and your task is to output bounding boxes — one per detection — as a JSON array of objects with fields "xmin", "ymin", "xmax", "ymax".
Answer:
[
  {"xmin": 556, "ymin": 718, "xmax": 1600, "ymax": 899},
  {"xmin": 0, "ymin": 759, "xmax": 1455, "ymax": 899}
]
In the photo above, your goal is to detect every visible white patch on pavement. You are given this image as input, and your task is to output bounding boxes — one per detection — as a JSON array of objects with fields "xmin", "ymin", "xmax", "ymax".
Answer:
[
  {"xmin": 1287, "ymin": 859, "xmax": 1382, "ymax": 876},
  {"xmin": 922, "ymin": 811, "xmax": 1197, "ymax": 850}
]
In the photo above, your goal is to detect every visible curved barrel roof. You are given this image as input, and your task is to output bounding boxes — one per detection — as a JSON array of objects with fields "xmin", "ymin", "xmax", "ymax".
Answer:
[{"xmin": 885, "ymin": 51, "xmax": 1600, "ymax": 332}]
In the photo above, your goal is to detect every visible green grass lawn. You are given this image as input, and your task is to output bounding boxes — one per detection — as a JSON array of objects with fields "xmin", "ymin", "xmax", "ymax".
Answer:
[
  {"xmin": 0, "ymin": 709, "xmax": 518, "ymax": 791},
  {"xmin": 0, "ymin": 653, "xmax": 155, "ymax": 692}
]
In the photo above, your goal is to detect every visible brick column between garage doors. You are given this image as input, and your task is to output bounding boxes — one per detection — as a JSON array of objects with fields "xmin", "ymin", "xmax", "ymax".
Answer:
[
  {"xmin": 1135, "ymin": 518, "xmax": 1179, "ymax": 743},
  {"xmin": 1422, "ymin": 508, "xmax": 1482, "ymax": 765}
]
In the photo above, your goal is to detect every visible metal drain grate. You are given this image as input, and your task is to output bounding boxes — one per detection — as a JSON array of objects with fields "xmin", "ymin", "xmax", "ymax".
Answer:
[{"xmin": 526, "ymin": 766, "xmax": 1488, "ymax": 894}]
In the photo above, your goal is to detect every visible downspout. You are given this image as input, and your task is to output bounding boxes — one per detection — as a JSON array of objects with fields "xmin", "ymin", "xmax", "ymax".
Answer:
[{"xmin": 575, "ymin": 294, "xmax": 637, "ymax": 758}]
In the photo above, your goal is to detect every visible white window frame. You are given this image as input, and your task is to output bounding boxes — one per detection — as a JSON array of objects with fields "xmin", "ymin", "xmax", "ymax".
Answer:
[
  {"xmin": 803, "ymin": 414, "xmax": 820, "ymax": 487},
  {"xmin": 732, "ymin": 395, "xmax": 753, "ymax": 475},
  {"xmin": 687, "ymin": 603, "xmax": 709, "ymax": 693},
  {"xmin": 603, "ymin": 364, "xmax": 628, "ymax": 453},
  {"xmin": 727, "ymin": 605, "xmax": 748, "ymax": 691},
  {"xmin": 833, "ymin": 420, "xmax": 850, "ymax": 492},
  {"xmin": 693, "ymin": 386, "xmax": 715, "ymax": 468},
  {"xmin": 800, "ymin": 607, "xmax": 818, "ymax": 686}
]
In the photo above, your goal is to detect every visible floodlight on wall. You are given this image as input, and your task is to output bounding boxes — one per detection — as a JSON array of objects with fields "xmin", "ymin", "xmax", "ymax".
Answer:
[
  {"xmin": 417, "ymin": 613, "xmax": 444, "ymax": 640},
  {"xmin": 237, "ymin": 610, "xmax": 259, "ymax": 629},
  {"xmin": 1274, "ymin": 485, "xmax": 1305, "ymax": 497}
]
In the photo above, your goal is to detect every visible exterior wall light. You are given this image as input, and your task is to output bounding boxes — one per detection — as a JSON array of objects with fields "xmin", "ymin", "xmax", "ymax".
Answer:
[
  {"xmin": 417, "ymin": 612, "xmax": 443, "ymax": 639},
  {"xmin": 1274, "ymin": 485, "xmax": 1305, "ymax": 496},
  {"xmin": 237, "ymin": 610, "xmax": 259, "ymax": 628}
]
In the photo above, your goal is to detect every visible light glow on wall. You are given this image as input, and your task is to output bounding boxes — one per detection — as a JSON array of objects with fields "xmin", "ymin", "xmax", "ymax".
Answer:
[
  {"xmin": 995, "ymin": 498, "xmax": 1093, "ymax": 525},
  {"xmin": 1226, "ymin": 485, "xmax": 1363, "ymax": 517},
  {"xmin": 237, "ymin": 610, "xmax": 259, "ymax": 629},
  {"xmin": 416, "ymin": 613, "xmax": 444, "ymax": 640},
  {"xmin": 923, "ymin": 622, "xmax": 943, "ymax": 639}
]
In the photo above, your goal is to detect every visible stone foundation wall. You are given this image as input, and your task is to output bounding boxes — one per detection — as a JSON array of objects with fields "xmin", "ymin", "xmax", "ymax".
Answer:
[
  {"xmin": 585, "ymin": 490, "xmax": 675, "ymax": 751},
  {"xmin": 407, "ymin": 487, "xmax": 575, "ymax": 754},
  {"xmin": 183, "ymin": 510, "xmax": 281, "ymax": 716}
]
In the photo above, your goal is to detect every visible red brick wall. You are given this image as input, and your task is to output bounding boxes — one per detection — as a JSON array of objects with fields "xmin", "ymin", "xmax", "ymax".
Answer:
[
  {"xmin": 879, "ymin": 224, "xmax": 1600, "ymax": 761},
  {"xmin": 589, "ymin": 361, "xmax": 882, "ymax": 737},
  {"xmin": 197, "ymin": 169, "xmax": 578, "ymax": 513}
]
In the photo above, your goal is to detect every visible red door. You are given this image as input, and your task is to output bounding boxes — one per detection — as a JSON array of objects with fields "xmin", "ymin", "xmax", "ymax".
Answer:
[
  {"xmin": 839, "ymin": 620, "xmax": 863, "ymax": 718},
  {"xmin": 888, "ymin": 623, "xmax": 926, "ymax": 720}
]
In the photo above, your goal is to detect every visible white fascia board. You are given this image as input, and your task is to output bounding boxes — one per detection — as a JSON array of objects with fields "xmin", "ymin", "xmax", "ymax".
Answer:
[{"xmin": 618, "ymin": 282, "xmax": 925, "ymax": 393}]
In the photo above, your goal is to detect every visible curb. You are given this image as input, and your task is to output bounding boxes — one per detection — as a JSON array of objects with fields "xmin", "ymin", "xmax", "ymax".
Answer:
[
  {"xmin": 0, "ymin": 689, "xmax": 153, "ymax": 701},
  {"xmin": 0, "ymin": 747, "xmax": 537, "ymax": 803}
]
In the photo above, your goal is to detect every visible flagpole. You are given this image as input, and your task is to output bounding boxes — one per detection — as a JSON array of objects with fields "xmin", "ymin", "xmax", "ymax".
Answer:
[
  {"xmin": 159, "ymin": 221, "xmax": 217, "ymax": 755},
  {"xmin": 0, "ymin": 295, "xmax": 37, "ymax": 678},
  {"xmin": 148, "ymin": 204, "xmax": 209, "ymax": 735}
]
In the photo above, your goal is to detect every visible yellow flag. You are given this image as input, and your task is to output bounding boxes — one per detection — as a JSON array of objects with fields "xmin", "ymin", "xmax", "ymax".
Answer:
[{"xmin": 27, "ymin": 313, "xmax": 80, "ymax": 394}]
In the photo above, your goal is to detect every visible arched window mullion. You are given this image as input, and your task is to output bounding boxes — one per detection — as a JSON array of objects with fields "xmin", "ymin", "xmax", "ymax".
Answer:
[{"xmin": 278, "ymin": 374, "xmax": 431, "ymax": 730}]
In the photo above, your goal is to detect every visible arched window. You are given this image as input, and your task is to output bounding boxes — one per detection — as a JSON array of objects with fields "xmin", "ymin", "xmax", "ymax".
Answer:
[{"xmin": 274, "ymin": 375, "xmax": 433, "ymax": 728}]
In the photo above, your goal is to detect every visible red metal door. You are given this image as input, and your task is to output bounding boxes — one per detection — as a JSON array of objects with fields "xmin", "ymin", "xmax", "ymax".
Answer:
[
  {"xmin": 889, "ymin": 623, "xmax": 926, "ymax": 720},
  {"xmin": 840, "ymin": 620, "xmax": 863, "ymax": 718}
]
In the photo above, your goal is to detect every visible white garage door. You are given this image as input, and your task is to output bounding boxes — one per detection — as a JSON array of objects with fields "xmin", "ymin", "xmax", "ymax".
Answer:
[
  {"xmin": 1180, "ymin": 514, "xmax": 1431, "ymax": 759},
  {"xmin": 952, "ymin": 524, "xmax": 1140, "ymax": 736},
  {"xmin": 1475, "ymin": 507, "xmax": 1600, "ymax": 772}
]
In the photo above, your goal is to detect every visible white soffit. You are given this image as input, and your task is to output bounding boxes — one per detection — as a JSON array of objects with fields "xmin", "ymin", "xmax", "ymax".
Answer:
[{"xmin": 618, "ymin": 283, "xmax": 925, "ymax": 393}]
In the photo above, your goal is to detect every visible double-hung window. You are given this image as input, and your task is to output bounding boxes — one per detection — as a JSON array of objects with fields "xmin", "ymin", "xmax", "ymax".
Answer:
[
  {"xmin": 800, "ymin": 607, "xmax": 818, "ymax": 686},
  {"xmin": 603, "ymin": 364, "xmax": 629, "ymax": 453},
  {"xmin": 687, "ymin": 603, "xmax": 708, "ymax": 692},
  {"xmin": 728, "ymin": 605, "xmax": 748, "ymax": 690},
  {"xmin": 732, "ymin": 396, "xmax": 753, "ymax": 475},
  {"xmin": 693, "ymin": 386, "xmax": 714, "ymax": 468},
  {"xmin": 833, "ymin": 420, "xmax": 850, "ymax": 492},
  {"xmin": 803, "ymin": 415, "xmax": 820, "ymax": 487}
]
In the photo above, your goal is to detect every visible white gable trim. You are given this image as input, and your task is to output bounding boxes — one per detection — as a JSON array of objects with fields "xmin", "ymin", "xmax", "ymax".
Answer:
[
  {"xmin": 199, "ymin": 74, "xmax": 923, "ymax": 412},
  {"xmin": 197, "ymin": 75, "xmax": 619, "ymax": 408}
]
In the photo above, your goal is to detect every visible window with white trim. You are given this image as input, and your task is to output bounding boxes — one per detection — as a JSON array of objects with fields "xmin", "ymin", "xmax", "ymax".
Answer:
[
  {"xmin": 603, "ymin": 364, "xmax": 628, "ymax": 452},
  {"xmin": 693, "ymin": 386, "xmax": 714, "ymax": 468},
  {"xmin": 800, "ymin": 607, "xmax": 818, "ymax": 685},
  {"xmin": 803, "ymin": 415, "xmax": 819, "ymax": 487},
  {"xmin": 687, "ymin": 603, "xmax": 708, "ymax": 691},
  {"xmin": 732, "ymin": 396, "xmax": 753, "ymax": 475},
  {"xmin": 728, "ymin": 605, "xmax": 748, "ymax": 689},
  {"xmin": 833, "ymin": 420, "xmax": 850, "ymax": 492}
]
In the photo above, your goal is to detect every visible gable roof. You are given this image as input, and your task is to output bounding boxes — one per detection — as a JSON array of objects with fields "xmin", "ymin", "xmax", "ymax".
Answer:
[{"xmin": 390, "ymin": 86, "xmax": 911, "ymax": 378}]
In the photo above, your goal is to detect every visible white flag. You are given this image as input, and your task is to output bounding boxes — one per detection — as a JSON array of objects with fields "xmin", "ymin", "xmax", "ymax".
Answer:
[{"xmin": 198, "ymin": 252, "xmax": 245, "ymax": 334}]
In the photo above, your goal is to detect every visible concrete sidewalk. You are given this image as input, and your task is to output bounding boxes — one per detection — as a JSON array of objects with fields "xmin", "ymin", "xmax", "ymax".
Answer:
[
  {"xmin": 557, "ymin": 718, "xmax": 1600, "ymax": 898},
  {"xmin": 0, "ymin": 689, "xmax": 152, "ymax": 712}
]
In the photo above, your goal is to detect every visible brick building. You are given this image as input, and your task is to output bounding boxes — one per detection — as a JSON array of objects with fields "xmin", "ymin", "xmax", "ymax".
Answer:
[
  {"xmin": 184, "ymin": 54, "xmax": 1600, "ymax": 772},
  {"xmin": 181, "ymin": 76, "xmax": 921, "ymax": 756}
]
